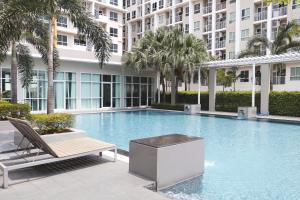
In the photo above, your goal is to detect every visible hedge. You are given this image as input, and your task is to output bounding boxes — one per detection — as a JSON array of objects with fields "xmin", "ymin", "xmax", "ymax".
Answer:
[
  {"xmin": 152, "ymin": 103, "xmax": 184, "ymax": 111},
  {"xmin": 0, "ymin": 101, "xmax": 31, "ymax": 120},
  {"xmin": 30, "ymin": 113, "xmax": 74, "ymax": 135},
  {"xmin": 161, "ymin": 91, "xmax": 300, "ymax": 117}
]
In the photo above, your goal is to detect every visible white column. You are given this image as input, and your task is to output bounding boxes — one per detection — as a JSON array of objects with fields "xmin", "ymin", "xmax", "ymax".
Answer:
[
  {"xmin": 142, "ymin": 18, "xmax": 145, "ymax": 35},
  {"xmin": 260, "ymin": 64, "xmax": 270, "ymax": 115},
  {"xmin": 91, "ymin": 1, "xmax": 95, "ymax": 16},
  {"xmin": 198, "ymin": 67, "xmax": 201, "ymax": 105},
  {"xmin": 154, "ymin": 14, "xmax": 158, "ymax": 31},
  {"xmin": 128, "ymin": 23, "xmax": 132, "ymax": 51},
  {"xmin": 234, "ymin": 0, "xmax": 241, "ymax": 56},
  {"xmin": 252, "ymin": 63, "xmax": 256, "ymax": 107},
  {"xmin": 266, "ymin": 3, "xmax": 272, "ymax": 55},
  {"xmin": 172, "ymin": 0, "xmax": 176, "ymax": 25},
  {"xmin": 211, "ymin": 0, "xmax": 216, "ymax": 56},
  {"xmin": 188, "ymin": 0, "xmax": 193, "ymax": 33},
  {"xmin": 208, "ymin": 68, "xmax": 216, "ymax": 111},
  {"xmin": 157, "ymin": 71, "xmax": 160, "ymax": 103}
]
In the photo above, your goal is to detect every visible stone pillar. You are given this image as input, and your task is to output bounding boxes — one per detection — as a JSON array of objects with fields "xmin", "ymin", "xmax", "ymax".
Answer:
[
  {"xmin": 234, "ymin": 0, "xmax": 241, "ymax": 56},
  {"xmin": 260, "ymin": 64, "xmax": 270, "ymax": 115},
  {"xmin": 172, "ymin": 0, "xmax": 176, "ymax": 24},
  {"xmin": 128, "ymin": 23, "xmax": 132, "ymax": 51},
  {"xmin": 208, "ymin": 68, "xmax": 216, "ymax": 111},
  {"xmin": 266, "ymin": 3, "xmax": 272, "ymax": 55},
  {"xmin": 154, "ymin": 14, "xmax": 158, "ymax": 31}
]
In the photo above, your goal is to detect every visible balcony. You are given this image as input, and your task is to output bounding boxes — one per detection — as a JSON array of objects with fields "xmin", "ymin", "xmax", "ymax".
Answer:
[
  {"xmin": 215, "ymin": 40, "xmax": 225, "ymax": 49},
  {"xmin": 272, "ymin": 6, "xmax": 287, "ymax": 17},
  {"xmin": 203, "ymin": 6, "xmax": 212, "ymax": 14},
  {"xmin": 145, "ymin": 7, "xmax": 151, "ymax": 15},
  {"xmin": 272, "ymin": 76, "xmax": 285, "ymax": 85},
  {"xmin": 254, "ymin": 11, "xmax": 267, "ymax": 21},
  {"xmin": 206, "ymin": 42, "xmax": 212, "ymax": 50},
  {"xmin": 216, "ymin": 21, "xmax": 226, "ymax": 30},
  {"xmin": 216, "ymin": 2, "xmax": 226, "ymax": 11},
  {"xmin": 175, "ymin": 15, "xmax": 183, "ymax": 23},
  {"xmin": 203, "ymin": 24, "xmax": 212, "ymax": 32}
]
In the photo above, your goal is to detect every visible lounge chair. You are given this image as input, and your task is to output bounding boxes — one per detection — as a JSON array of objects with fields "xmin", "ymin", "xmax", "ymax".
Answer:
[{"xmin": 0, "ymin": 117, "xmax": 117, "ymax": 188}]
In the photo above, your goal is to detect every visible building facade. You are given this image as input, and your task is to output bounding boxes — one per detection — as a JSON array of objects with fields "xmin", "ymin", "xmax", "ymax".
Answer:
[
  {"xmin": 123, "ymin": 0, "xmax": 300, "ymax": 92},
  {"xmin": 0, "ymin": 0, "xmax": 157, "ymax": 112}
]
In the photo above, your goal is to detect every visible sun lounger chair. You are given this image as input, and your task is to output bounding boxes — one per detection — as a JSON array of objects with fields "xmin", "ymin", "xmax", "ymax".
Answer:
[{"xmin": 0, "ymin": 117, "xmax": 117, "ymax": 188}]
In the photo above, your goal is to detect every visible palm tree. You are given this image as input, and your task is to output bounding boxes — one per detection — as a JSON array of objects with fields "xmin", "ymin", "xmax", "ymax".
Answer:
[
  {"xmin": 2, "ymin": 0, "xmax": 112, "ymax": 113},
  {"xmin": 0, "ymin": 1, "xmax": 56, "ymax": 103},
  {"xmin": 239, "ymin": 21, "xmax": 300, "ymax": 58}
]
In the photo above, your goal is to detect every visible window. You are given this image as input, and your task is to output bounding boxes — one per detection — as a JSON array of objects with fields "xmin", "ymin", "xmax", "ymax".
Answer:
[
  {"xmin": 152, "ymin": 2, "xmax": 157, "ymax": 11},
  {"xmin": 241, "ymin": 8, "xmax": 250, "ymax": 20},
  {"xmin": 241, "ymin": 29, "xmax": 249, "ymax": 41},
  {"xmin": 194, "ymin": 21, "xmax": 200, "ymax": 32},
  {"xmin": 110, "ymin": 44, "xmax": 118, "ymax": 53},
  {"xmin": 127, "ymin": 0, "xmax": 130, "ymax": 7},
  {"xmin": 158, "ymin": 15, "xmax": 164, "ymax": 24},
  {"xmin": 229, "ymin": 32, "xmax": 235, "ymax": 43},
  {"xmin": 110, "ymin": 0, "xmax": 118, "ymax": 6},
  {"xmin": 110, "ymin": 28, "xmax": 118, "ymax": 37},
  {"xmin": 159, "ymin": 0, "xmax": 164, "ymax": 9},
  {"xmin": 185, "ymin": 24, "xmax": 189, "ymax": 33},
  {"xmin": 194, "ymin": 3, "xmax": 200, "ymax": 14},
  {"xmin": 185, "ymin": 6, "xmax": 189, "ymax": 16},
  {"xmin": 230, "ymin": 0, "xmax": 236, "ymax": 3},
  {"xmin": 292, "ymin": 0, "xmax": 300, "ymax": 9},
  {"xmin": 25, "ymin": 70, "xmax": 47, "ymax": 111},
  {"xmin": 290, "ymin": 67, "xmax": 300, "ymax": 80},
  {"xmin": 229, "ymin": 12, "xmax": 235, "ymax": 24},
  {"xmin": 74, "ymin": 35, "xmax": 86, "ymax": 46},
  {"xmin": 132, "ymin": 24, "xmax": 136, "ymax": 32},
  {"xmin": 57, "ymin": 35, "xmax": 67, "ymax": 46},
  {"xmin": 228, "ymin": 52, "xmax": 235, "ymax": 59},
  {"xmin": 132, "ymin": 10, "xmax": 136, "ymax": 18},
  {"xmin": 240, "ymin": 70, "xmax": 249, "ymax": 82},
  {"xmin": 110, "ymin": 12, "xmax": 118, "ymax": 21},
  {"xmin": 132, "ymin": 0, "xmax": 136, "ymax": 5},
  {"xmin": 57, "ymin": 16, "xmax": 67, "ymax": 28},
  {"xmin": 81, "ymin": 73, "xmax": 102, "ymax": 109},
  {"xmin": 1, "ymin": 68, "xmax": 11, "ymax": 100},
  {"xmin": 127, "ymin": 12, "xmax": 130, "ymax": 20}
]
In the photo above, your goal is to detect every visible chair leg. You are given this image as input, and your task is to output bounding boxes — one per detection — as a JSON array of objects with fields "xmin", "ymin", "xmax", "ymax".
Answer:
[
  {"xmin": 3, "ymin": 168, "xmax": 8, "ymax": 189},
  {"xmin": 114, "ymin": 148, "xmax": 117, "ymax": 162}
]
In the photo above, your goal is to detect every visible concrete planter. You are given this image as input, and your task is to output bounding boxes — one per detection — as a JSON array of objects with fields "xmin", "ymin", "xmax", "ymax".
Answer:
[
  {"xmin": 238, "ymin": 107, "xmax": 257, "ymax": 119},
  {"xmin": 184, "ymin": 104, "xmax": 201, "ymax": 114},
  {"xmin": 129, "ymin": 134, "xmax": 204, "ymax": 190},
  {"xmin": 14, "ymin": 128, "xmax": 86, "ymax": 148}
]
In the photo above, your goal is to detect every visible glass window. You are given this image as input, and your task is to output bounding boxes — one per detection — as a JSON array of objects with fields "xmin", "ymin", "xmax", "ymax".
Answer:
[
  {"xmin": 185, "ymin": 6, "xmax": 189, "ymax": 16},
  {"xmin": 127, "ymin": 12, "xmax": 130, "ymax": 20},
  {"xmin": 240, "ymin": 70, "xmax": 249, "ymax": 82},
  {"xmin": 290, "ymin": 67, "xmax": 300, "ymax": 80},
  {"xmin": 81, "ymin": 73, "xmax": 102, "ymax": 109},
  {"xmin": 159, "ymin": 0, "xmax": 164, "ymax": 9},
  {"xmin": 194, "ymin": 21, "xmax": 200, "ymax": 32},
  {"xmin": 103, "ymin": 75, "xmax": 112, "ymax": 82},
  {"xmin": 194, "ymin": 3, "xmax": 200, "ymax": 14},
  {"xmin": 229, "ymin": 32, "xmax": 235, "ymax": 43},
  {"xmin": 229, "ymin": 12, "xmax": 235, "ymax": 24},
  {"xmin": 74, "ymin": 35, "xmax": 86, "ymax": 46},
  {"xmin": 110, "ymin": 44, "xmax": 118, "ymax": 53},
  {"xmin": 241, "ymin": 8, "xmax": 250, "ymax": 21},
  {"xmin": 57, "ymin": 16, "xmax": 67, "ymax": 28},
  {"xmin": 110, "ymin": 12, "xmax": 118, "ymax": 21},
  {"xmin": 110, "ymin": 28, "xmax": 118, "ymax": 37},
  {"xmin": 1, "ymin": 68, "xmax": 11, "ymax": 100},
  {"xmin": 292, "ymin": 0, "xmax": 300, "ymax": 9},
  {"xmin": 132, "ymin": 10, "xmax": 136, "ymax": 19},
  {"xmin": 241, "ymin": 29, "xmax": 249, "ymax": 41},
  {"xmin": 57, "ymin": 35, "xmax": 68, "ymax": 46},
  {"xmin": 110, "ymin": 0, "xmax": 118, "ymax": 6},
  {"xmin": 132, "ymin": 0, "xmax": 136, "ymax": 5},
  {"xmin": 152, "ymin": 2, "xmax": 157, "ymax": 11}
]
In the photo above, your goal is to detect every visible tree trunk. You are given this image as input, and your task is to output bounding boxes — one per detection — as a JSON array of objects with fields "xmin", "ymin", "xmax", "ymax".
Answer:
[
  {"xmin": 162, "ymin": 78, "xmax": 166, "ymax": 103},
  {"xmin": 47, "ymin": 17, "xmax": 55, "ymax": 114},
  {"xmin": 11, "ymin": 42, "xmax": 18, "ymax": 103},
  {"xmin": 171, "ymin": 68, "xmax": 176, "ymax": 105},
  {"xmin": 184, "ymin": 81, "xmax": 187, "ymax": 91}
]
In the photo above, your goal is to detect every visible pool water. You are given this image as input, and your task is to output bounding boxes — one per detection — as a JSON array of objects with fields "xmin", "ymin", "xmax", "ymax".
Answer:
[{"xmin": 75, "ymin": 110, "xmax": 300, "ymax": 200}]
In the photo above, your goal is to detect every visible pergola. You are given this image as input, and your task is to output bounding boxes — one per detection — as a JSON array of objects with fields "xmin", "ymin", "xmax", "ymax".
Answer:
[{"xmin": 196, "ymin": 52, "xmax": 300, "ymax": 114}]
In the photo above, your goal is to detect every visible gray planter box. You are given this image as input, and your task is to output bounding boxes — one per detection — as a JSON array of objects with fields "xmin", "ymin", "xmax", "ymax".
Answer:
[
  {"xmin": 184, "ymin": 104, "xmax": 201, "ymax": 114},
  {"xmin": 14, "ymin": 128, "xmax": 86, "ymax": 148},
  {"xmin": 129, "ymin": 134, "xmax": 204, "ymax": 190},
  {"xmin": 238, "ymin": 107, "xmax": 257, "ymax": 119}
]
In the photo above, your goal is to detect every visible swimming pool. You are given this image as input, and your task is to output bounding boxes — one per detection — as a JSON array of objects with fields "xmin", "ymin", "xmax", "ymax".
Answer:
[{"xmin": 75, "ymin": 110, "xmax": 300, "ymax": 200}]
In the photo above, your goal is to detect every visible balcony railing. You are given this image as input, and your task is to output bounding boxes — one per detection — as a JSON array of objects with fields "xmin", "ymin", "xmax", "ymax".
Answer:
[
  {"xmin": 272, "ymin": 76, "xmax": 285, "ymax": 85},
  {"xmin": 215, "ymin": 40, "xmax": 225, "ymax": 48},
  {"xmin": 207, "ymin": 42, "xmax": 212, "ymax": 50},
  {"xmin": 255, "ymin": 30, "xmax": 267, "ymax": 37},
  {"xmin": 216, "ymin": 2, "xmax": 226, "ymax": 11},
  {"xmin": 203, "ymin": 6, "xmax": 212, "ymax": 14},
  {"xmin": 272, "ymin": 6, "xmax": 287, "ymax": 17},
  {"xmin": 254, "ymin": 11, "xmax": 267, "ymax": 21},
  {"xmin": 203, "ymin": 24, "xmax": 212, "ymax": 32},
  {"xmin": 216, "ymin": 21, "xmax": 226, "ymax": 29},
  {"xmin": 175, "ymin": 15, "xmax": 182, "ymax": 22}
]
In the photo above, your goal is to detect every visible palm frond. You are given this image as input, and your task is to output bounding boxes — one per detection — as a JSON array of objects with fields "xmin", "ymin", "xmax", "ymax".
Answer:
[{"xmin": 16, "ymin": 43, "xmax": 33, "ymax": 88}]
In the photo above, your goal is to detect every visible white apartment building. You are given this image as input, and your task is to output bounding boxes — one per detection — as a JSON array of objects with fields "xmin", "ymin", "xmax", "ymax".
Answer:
[
  {"xmin": 123, "ymin": 0, "xmax": 300, "ymax": 92},
  {"xmin": 0, "ymin": 0, "xmax": 157, "ymax": 112}
]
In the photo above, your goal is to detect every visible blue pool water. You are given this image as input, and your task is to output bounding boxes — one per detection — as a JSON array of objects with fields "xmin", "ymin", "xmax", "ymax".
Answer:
[{"xmin": 75, "ymin": 110, "xmax": 300, "ymax": 200}]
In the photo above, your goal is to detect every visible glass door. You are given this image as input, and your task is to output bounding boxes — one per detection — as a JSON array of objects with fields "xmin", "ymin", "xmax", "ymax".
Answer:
[
  {"xmin": 54, "ymin": 81, "xmax": 65, "ymax": 109},
  {"xmin": 141, "ymin": 84, "xmax": 147, "ymax": 106},
  {"xmin": 103, "ymin": 83, "xmax": 111, "ymax": 107}
]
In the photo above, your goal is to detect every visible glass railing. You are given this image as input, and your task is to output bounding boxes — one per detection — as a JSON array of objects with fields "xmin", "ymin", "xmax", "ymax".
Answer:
[
  {"xmin": 175, "ymin": 15, "xmax": 182, "ymax": 22},
  {"xmin": 216, "ymin": 21, "xmax": 226, "ymax": 29},
  {"xmin": 215, "ymin": 40, "xmax": 225, "ymax": 48},
  {"xmin": 272, "ymin": 6, "xmax": 287, "ymax": 17},
  {"xmin": 203, "ymin": 24, "xmax": 212, "ymax": 32},
  {"xmin": 254, "ymin": 11, "xmax": 267, "ymax": 21},
  {"xmin": 216, "ymin": 2, "xmax": 226, "ymax": 11},
  {"xmin": 203, "ymin": 6, "xmax": 212, "ymax": 14}
]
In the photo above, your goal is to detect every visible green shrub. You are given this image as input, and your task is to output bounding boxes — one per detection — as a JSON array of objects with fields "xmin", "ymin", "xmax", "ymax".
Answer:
[
  {"xmin": 30, "ymin": 113, "xmax": 74, "ymax": 135},
  {"xmin": 0, "ymin": 101, "xmax": 31, "ymax": 120},
  {"xmin": 152, "ymin": 103, "xmax": 184, "ymax": 111},
  {"xmin": 269, "ymin": 91, "xmax": 300, "ymax": 117}
]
